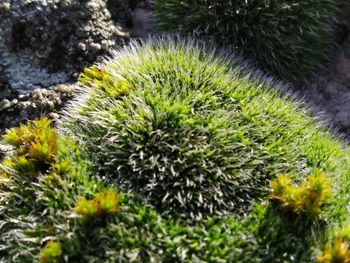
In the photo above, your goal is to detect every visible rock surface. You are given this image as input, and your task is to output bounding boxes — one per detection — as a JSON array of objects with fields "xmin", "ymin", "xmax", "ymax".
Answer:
[
  {"xmin": 0, "ymin": 84, "xmax": 77, "ymax": 134},
  {"xmin": 0, "ymin": 0, "xmax": 137, "ymax": 133},
  {"xmin": 0, "ymin": 0, "xmax": 130, "ymax": 74}
]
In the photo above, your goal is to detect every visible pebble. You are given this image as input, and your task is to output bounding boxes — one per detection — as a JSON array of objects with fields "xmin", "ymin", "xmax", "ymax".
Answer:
[
  {"xmin": 10, "ymin": 99, "xmax": 18, "ymax": 106},
  {"xmin": 0, "ymin": 99, "xmax": 11, "ymax": 111},
  {"xmin": 0, "ymin": 3, "xmax": 11, "ymax": 13},
  {"xmin": 0, "ymin": 143, "xmax": 13, "ymax": 161},
  {"xmin": 17, "ymin": 101, "xmax": 31, "ymax": 110},
  {"xmin": 90, "ymin": 43, "xmax": 102, "ymax": 53},
  {"xmin": 0, "ymin": 144, "xmax": 13, "ymax": 153},
  {"xmin": 48, "ymin": 112, "xmax": 59, "ymax": 119},
  {"xmin": 55, "ymin": 84, "xmax": 73, "ymax": 93},
  {"xmin": 77, "ymin": 42, "xmax": 86, "ymax": 51}
]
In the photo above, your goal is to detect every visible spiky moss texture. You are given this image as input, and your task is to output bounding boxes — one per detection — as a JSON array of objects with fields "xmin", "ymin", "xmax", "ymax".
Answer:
[
  {"xmin": 0, "ymin": 46, "xmax": 349, "ymax": 263},
  {"xmin": 65, "ymin": 37, "xmax": 350, "ymax": 222},
  {"xmin": 155, "ymin": 0, "xmax": 339, "ymax": 82},
  {"xmin": 58, "ymin": 37, "xmax": 350, "ymax": 261},
  {"xmin": 0, "ymin": 120, "xmax": 349, "ymax": 263}
]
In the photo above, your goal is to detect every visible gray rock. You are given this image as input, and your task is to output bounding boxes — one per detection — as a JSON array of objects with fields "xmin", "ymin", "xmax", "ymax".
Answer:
[
  {"xmin": 131, "ymin": 7, "xmax": 155, "ymax": 38},
  {"xmin": 0, "ymin": 49, "xmax": 70, "ymax": 94},
  {"xmin": 48, "ymin": 112, "xmax": 59, "ymax": 119},
  {"xmin": 289, "ymin": 51, "xmax": 350, "ymax": 138},
  {"xmin": 335, "ymin": 52, "xmax": 350, "ymax": 80},
  {"xmin": 0, "ymin": 84, "xmax": 76, "ymax": 134},
  {"xmin": 344, "ymin": 36, "xmax": 350, "ymax": 58}
]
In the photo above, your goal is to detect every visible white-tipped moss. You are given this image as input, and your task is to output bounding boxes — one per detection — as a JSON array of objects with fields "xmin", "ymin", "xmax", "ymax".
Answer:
[
  {"xmin": 2, "ymin": 37, "xmax": 350, "ymax": 262},
  {"xmin": 65, "ymin": 36, "xmax": 349, "ymax": 222}
]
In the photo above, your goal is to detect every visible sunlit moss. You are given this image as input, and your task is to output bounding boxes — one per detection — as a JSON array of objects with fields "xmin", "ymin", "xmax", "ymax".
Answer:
[
  {"xmin": 269, "ymin": 171, "xmax": 331, "ymax": 219},
  {"xmin": 318, "ymin": 238, "xmax": 350, "ymax": 263},
  {"xmin": 75, "ymin": 188, "xmax": 120, "ymax": 221},
  {"xmin": 39, "ymin": 241, "xmax": 63, "ymax": 263}
]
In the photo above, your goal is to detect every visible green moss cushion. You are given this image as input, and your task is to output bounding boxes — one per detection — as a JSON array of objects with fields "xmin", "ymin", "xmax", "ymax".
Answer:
[
  {"xmin": 1, "ymin": 37, "xmax": 350, "ymax": 262},
  {"xmin": 67, "ymin": 37, "xmax": 348, "ymax": 221}
]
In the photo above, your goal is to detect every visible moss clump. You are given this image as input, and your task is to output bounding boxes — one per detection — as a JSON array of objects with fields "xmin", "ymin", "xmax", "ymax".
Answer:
[
  {"xmin": 40, "ymin": 241, "xmax": 63, "ymax": 263},
  {"xmin": 3, "ymin": 117, "xmax": 58, "ymax": 174},
  {"xmin": 66, "ymin": 37, "xmax": 349, "ymax": 222},
  {"xmin": 75, "ymin": 188, "xmax": 120, "ymax": 221},
  {"xmin": 155, "ymin": 0, "xmax": 339, "ymax": 81},
  {"xmin": 318, "ymin": 238, "xmax": 350, "ymax": 263},
  {"xmin": 269, "ymin": 171, "xmax": 331, "ymax": 219}
]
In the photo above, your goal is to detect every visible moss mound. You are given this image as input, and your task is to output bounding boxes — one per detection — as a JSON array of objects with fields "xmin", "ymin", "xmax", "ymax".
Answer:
[
  {"xmin": 155, "ymin": 0, "xmax": 339, "ymax": 81},
  {"xmin": 67, "ymin": 37, "xmax": 348, "ymax": 220},
  {"xmin": 1, "ymin": 38, "xmax": 350, "ymax": 262}
]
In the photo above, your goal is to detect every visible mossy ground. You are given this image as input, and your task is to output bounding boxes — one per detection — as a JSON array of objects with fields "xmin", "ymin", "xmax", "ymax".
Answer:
[{"xmin": 0, "ymin": 38, "xmax": 350, "ymax": 262}]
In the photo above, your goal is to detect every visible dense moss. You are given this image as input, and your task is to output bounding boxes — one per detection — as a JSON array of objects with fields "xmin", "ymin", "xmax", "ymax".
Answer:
[
  {"xmin": 67, "ymin": 37, "xmax": 349, "ymax": 221},
  {"xmin": 155, "ymin": 0, "xmax": 339, "ymax": 81},
  {"xmin": 1, "ymin": 38, "xmax": 350, "ymax": 262}
]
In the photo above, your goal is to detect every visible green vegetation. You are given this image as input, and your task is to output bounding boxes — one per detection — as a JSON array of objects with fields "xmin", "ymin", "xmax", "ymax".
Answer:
[
  {"xmin": 269, "ymin": 172, "xmax": 331, "ymax": 219},
  {"xmin": 75, "ymin": 188, "xmax": 120, "ymax": 221},
  {"xmin": 3, "ymin": 117, "xmax": 58, "ymax": 174},
  {"xmin": 155, "ymin": 0, "xmax": 339, "ymax": 81},
  {"xmin": 68, "ymin": 38, "xmax": 348, "ymax": 221},
  {"xmin": 318, "ymin": 223, "xmax": 350, "ymax": 263},
  {"xmin": 1, "ymin": 39, "xmax": 350, "ymax": 262},
  {"xmin": 40, "ymin": 241, "xmax": 63, "ymax": 263},
  {"xmin": 63, "ymin": 38, "xmax": 350, "ymax": 261},
  {"xmin": 318, "ymin": 238, "xmax": 350, "ymax": 263}
]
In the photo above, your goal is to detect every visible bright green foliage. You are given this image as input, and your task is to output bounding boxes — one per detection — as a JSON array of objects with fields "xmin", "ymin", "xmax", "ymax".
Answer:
[
  {"xmin": 40, "ymin": 241, "xmax": 63, "ymax": 263},
  {"xmin": 269, "ymin": 172, "xmax": 331, "ymax": 219},
  {"xmin": 336, "ymin": 223, "xmax": 350, "ymax": 240},
  {"xmin": 75, "ymin": 188, "xmax": 120, "ymax": 221},
  {"xmin": 155, "ymin": 0, "xmax": 339, "ymax": 81},
  {"xmin": 318, "ymin": 238, "xmax": 350, "ymax": 263}
]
